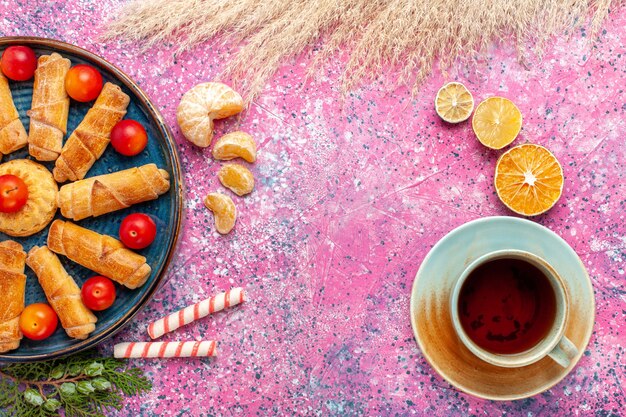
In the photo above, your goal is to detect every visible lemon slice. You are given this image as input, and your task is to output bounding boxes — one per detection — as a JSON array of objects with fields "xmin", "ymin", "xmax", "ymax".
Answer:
[
  {"xmin": 435, "ymin": 82, "xmax": 474, "ymax": 123},
  {"xmin": 472, "ymin": 97, "xmax": 522, "ymax": 149}
]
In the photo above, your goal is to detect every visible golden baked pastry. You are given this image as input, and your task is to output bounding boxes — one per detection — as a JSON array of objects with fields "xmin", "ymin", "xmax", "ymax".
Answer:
[
  {"xmin": 27, "ymin": 53, "xmax": 71, "ymax": 161},
  {"xmin": 27, "ymin": 246, "xmax": 97, "ymax": 340},
  {"xmin": 0, "ymin": 72, "xmax": 28, "ymax": 157},
  {"xmin": 58, "ymin": 163, "xmax": 170, "ymax": 221},
  {"xmin": 0, "ymin": 159, "xmax": 58, "ymax": 237},
  {"xmin": 0, "ymin": 240, "xmax": 27, "ymax": 353},
  {"xmin": 53, "ymin": 82, "xmax": 130, "ymax": 183},
  {"xmin": 48, "ymin": 220, "xmax": 151, "ymax": 289}
]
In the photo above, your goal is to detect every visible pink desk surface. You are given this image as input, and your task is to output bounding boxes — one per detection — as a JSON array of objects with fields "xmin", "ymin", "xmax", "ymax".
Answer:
[{"xmin": 2, "ymin": 1, "xmax": 625, "ymax": 416}]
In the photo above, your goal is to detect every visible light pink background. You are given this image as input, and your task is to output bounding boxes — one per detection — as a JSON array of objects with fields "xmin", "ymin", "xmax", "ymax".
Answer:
[{"xmin": 1, "ymin": 1, "xmax": 625, "ymax": 415}]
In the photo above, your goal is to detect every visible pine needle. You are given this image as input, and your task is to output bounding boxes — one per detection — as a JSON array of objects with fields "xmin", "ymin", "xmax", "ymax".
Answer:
[{"xmin": 103, "ymin": 0, "xmax": 624, "ymax": 101}]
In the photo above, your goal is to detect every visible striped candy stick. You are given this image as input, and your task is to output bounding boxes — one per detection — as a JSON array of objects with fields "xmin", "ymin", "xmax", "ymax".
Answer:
[
  {"xmin": 147, "ymin": 287, "xmax": 246, "ymax": 339},
  {"xmin": 114, "ymin": 341, "xmax": 217, "ymax": 359}
]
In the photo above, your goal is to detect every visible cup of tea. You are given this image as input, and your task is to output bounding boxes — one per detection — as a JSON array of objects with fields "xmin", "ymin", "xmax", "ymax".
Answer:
[{"xmin": 450, "ymin": 249, "xmax": 578, "ymax": 368}]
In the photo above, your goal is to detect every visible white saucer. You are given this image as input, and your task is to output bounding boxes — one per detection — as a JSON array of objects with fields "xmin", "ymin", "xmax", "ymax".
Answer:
[{"xmin": 409, "ymin": 216, "xmax": 595, "ymax": 400}]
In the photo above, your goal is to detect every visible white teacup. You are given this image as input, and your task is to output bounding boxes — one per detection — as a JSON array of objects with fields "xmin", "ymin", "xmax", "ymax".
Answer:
[{"xmin": 450, "ymin": 250, "xmax": 578, "ymax": 368}]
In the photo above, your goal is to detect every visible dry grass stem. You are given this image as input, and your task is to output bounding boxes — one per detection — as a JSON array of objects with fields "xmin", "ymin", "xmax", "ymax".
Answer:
[{"xmin": 104, "ymin": 0, "xmax": 623, "ymax": 101}]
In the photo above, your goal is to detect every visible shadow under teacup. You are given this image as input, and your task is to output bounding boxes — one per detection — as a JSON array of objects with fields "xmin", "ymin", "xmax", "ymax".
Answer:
[{"xmin": 450, "ymin": 250, "xmax": 578, "ymax": 368}]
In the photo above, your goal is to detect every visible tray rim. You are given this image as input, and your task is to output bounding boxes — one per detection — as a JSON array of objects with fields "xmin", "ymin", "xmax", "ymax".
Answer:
[{"xmin": 0, "ymin": 36, "xmax": 184, "ymax": 362}]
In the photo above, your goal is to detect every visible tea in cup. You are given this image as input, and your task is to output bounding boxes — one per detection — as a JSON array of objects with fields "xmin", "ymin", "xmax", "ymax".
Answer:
[{"xmin": 450, "ymin": 250, "xmax": 577, "ymax": 368}]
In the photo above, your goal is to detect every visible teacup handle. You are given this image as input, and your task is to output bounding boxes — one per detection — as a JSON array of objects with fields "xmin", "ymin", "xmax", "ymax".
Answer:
[{"xmin": 548, "ymin": 336, "xmax": 578, "ymax": 368}]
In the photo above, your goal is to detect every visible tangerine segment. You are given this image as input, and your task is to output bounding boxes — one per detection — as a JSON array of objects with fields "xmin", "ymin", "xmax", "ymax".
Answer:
[
  {"xmin": 204, "ymin": 192, "xmax": 237, "ymax": 234},
  {"xmin": 472, "ymin": 97, "xmax": 522, "ymax": 149},
  {"xmin": 435, "ymin": 82, "xmax": 474, "ymax": 123},
  {"xmin": 212, "ymin": 131, "xmax": 257, "ymax": 162},
  {"xmin": 218, "ymin": 164, "xmax": 254, "ymax": 196},
  {"xmin": 494, "ymin": 144, "xmax": 563, "ymax": 216}
]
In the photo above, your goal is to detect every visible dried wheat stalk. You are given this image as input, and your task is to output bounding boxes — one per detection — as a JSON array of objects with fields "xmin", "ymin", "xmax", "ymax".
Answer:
[{"xmin": 104, "ymin": 0, "xmax": 622, "ymax": 101}]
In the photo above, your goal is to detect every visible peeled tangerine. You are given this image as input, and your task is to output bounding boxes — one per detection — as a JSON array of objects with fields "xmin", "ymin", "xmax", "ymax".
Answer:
[
  {"xmin": 494, "ymin": 144, "xmax": 564, "ymax": 216},
  {"xmin": 218, "ymin": 164, "xmax": 254, "ymax": 196},
  {"xmin": 204, "ymin": 192, "xmax": 237, "ymax": 234},
  {"xmin": 176, "ymin": 82, "xmax": 243, "ymax": 147},
  {"xmin": 212, "ymin": 131, "xmax": 256, "ymax": 163}
]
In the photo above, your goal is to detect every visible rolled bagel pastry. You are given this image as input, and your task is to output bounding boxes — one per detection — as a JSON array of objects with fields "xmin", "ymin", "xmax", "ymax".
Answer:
[
  {"xmin": 0, "ymin": 240, "xmax": 27, "ymax": 353},
  {"xmin": 26, "ymin": 246, "xmax": 97, "ymax": 340},
  {"xmin": 58, "ymin": 163, "xmax": 170, "ymax": 221},
  {"xmin": 53, "ymin": 82, "xmax": 130, "ymax": 182},
  {"xmin": 27, "ymin": 53, "xmax": 71, "ymax": 161},
  {"xmin": 47, "ymin": 220, "xmax": 151, "ymax": 289},
  {"xmin": 0, "ymin": 72, "xmax": 28, "ymax": 157}
]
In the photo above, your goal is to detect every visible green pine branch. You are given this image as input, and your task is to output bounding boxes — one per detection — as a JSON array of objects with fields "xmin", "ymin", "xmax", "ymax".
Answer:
[{"xmin": 0, "ymin": 350, "xmax": 151, "ymax": 417}]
